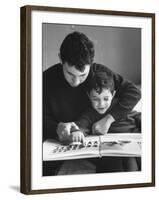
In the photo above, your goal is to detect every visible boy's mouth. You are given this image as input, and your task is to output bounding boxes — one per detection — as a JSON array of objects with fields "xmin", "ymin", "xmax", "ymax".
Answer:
[{"xmin": 97, "ymin": 107, "xmax": 106, "ymax": 111}]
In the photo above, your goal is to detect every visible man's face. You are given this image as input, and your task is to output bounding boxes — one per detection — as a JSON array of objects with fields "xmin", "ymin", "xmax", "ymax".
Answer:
[
  {"xmin": 89, "ymin": 88, "xmax": 114, "ymax": 114},
  {"xmin": 63, "ymin": 62, "xmax": 90, "ymax": 87}
]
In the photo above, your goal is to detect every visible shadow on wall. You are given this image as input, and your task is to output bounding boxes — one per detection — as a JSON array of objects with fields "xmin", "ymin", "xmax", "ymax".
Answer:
[
  {"xmin": 9, "ymin": 185, "xmax": 20, "ymax": 192},
  {"xmin": 42, "ymin": 24, "xmax": 141, "ymax": 84}
]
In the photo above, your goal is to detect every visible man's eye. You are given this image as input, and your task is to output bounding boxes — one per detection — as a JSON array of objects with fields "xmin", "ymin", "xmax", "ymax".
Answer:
[
  {"xmin": 67, "ymin": 72, "xmax": 74, "ymax": 77},
  {"xmin": 104, "ymin": 98, "xmax": 109, "ymax": 101}
]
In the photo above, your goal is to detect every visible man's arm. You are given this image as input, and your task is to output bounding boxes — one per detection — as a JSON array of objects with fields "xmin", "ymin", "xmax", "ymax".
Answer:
[
  {"xmin": 43, "ymin": 101, "xmax": 80, "ymax": 142},
  {"xmin": 109, "ymin": 74, "xmax": 141, "ymax": 120},
  {"xmin": 43, "ymin": 103, "xmax": 59, "ymax": 141}
]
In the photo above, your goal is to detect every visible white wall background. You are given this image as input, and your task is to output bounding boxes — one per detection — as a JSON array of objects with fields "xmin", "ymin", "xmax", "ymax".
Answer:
[
  {"xmin": 43, "ymin": 24, "xmax": 141, "ymax": 84},
  {"xmin": 0, "ymin": 0, "xmax": 158, "ymax": 199}
]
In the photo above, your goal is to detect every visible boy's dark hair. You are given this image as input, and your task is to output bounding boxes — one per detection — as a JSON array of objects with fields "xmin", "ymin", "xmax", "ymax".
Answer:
[
  {"xmin": 88, "ymin": 69, "xmax": 115, "ymax": 94},
  {"xmin": 60, "ymin": 31, "xmax": 95, "ymax": 72}
]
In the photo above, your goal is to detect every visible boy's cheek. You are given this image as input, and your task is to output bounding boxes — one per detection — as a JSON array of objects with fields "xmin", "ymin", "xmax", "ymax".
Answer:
[{"xmin": 92, "ymin": 102, "xmax": 97, "ymax": 108}]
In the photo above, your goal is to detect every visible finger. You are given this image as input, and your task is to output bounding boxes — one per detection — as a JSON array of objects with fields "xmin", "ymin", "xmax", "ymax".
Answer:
[
  {"xmin": 77, "ymin": 134, "xmax": 81, "ymax": 142},
  {"xmin": 81, "ymin": 134, "xmax": 85, "ymax": 145},
  {"xmin": 73, "ymin": 134, "xmax": 78, "ymax": 142},
  {"xmin": 71, "ymin": 122, "xmax": 80, "ymax": 131},
  {"xmin": 77, "ymin": 135, "xmax": 80, "ymax": 142},
  {"xmin": 69, "ymin": 134, "xmax": 73, "ymax": 143},
  {"xmin": 72, "ymin": 135, "xmax": 75, "ymax": 142},
  {"xmin": 74, "ymin": 135, "xmax": 78, "ymax": 142},
  {"xmin": 72, "ymin": 122, "xmax": 79, "ymax": 128},
  {"xmin": 92, "ymin": 126, "xmax": 99, "ymax": 135}
]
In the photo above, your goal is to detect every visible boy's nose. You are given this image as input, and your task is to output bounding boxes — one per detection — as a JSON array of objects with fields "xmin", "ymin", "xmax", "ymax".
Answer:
[{"xmin": 99, "ymin": 101, "xmax": 105, "ymax": 107}]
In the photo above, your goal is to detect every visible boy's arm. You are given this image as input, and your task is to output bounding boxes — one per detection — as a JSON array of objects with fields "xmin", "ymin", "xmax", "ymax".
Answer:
[
  {"xmin": 75, "ymin": 108, "xmax": 96, "ymax": 135},
  {"xmin": 92, "ymin": 114, "xmax": 115, "ymax": 135}
]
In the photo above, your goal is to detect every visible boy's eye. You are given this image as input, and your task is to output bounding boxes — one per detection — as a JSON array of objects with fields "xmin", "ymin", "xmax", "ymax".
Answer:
[
  {"xmin": 80, "ymin": 74, "xmax": 86, "ymax": 77},
  {"xmin": 104, "ymin": 98, "xmax": 109, "ymax": 101}
]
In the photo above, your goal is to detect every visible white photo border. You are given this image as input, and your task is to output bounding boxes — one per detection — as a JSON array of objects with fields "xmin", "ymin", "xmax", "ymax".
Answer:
[{"xmin": 20, "ymin": 6, "xmax": 155, "ymax": 194}]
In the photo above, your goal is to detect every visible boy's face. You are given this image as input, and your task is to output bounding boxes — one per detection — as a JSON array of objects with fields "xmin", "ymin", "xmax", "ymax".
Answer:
[
  {"xmin": 63, "ymin": 62, "xmax": 90, "ymax": 87},
  {"xmin": 89, "ymin": 88, "xmax": 114, "ymax": 114}
]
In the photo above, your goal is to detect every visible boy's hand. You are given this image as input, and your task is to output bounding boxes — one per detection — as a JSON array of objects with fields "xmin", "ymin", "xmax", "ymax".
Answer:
[
  {"xmin": 57, "ymin": 122, "xmax": 79, "ymax": 142},
  {"xmin": 71, "ymin": 131, "xmax": 85, "ymax": 144},
  {"xmin": 92, "ymin": 114, "xmax": 115, "ymax": 135}
]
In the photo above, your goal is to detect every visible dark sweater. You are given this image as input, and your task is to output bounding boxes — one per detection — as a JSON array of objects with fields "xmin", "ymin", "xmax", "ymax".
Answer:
[
  {"xmin": 75, "ymin": 108, "xmax": 141, "ymax": 135},
  {"xmin": 43, "ymin": 63, "xmax": 141, "ymax": 140}
]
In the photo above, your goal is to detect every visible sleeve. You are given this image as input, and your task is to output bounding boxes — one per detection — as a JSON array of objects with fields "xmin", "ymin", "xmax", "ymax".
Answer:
[
  {"xmin": 43, "ymin": 101, "xmax": 59, "ymax": 141},
  {"xmin": 43, "ymin": 71, "xmax": 59, "ymax": 141},
  {"xmin": 109, "ymin": 72, "xmax": 141, "ymax": 120},
  {"xmin": 75, "ymin": 109, "xmax": 96, "ymax": 135}
]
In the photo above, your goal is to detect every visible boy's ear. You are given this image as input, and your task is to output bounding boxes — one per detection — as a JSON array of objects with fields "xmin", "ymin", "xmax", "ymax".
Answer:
[{"xmin": 112, "ymin": 90, "xmax": 116, "ymax": 98}]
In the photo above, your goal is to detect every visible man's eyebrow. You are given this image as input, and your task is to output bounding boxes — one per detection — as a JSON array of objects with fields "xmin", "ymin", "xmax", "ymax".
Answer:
[
  {"xmin": 92, "ymin": 95, "xmax": 109, "ymax": 98},
  {"xmin": 67, "ymin": 70, "xmax": 87, "ymax": 77}
]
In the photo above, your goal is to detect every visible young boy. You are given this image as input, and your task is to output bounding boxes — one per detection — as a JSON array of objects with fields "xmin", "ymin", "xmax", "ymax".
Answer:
[{"xmin": 71, "ymin": 69, "xmax": 140, "ymax": 171}]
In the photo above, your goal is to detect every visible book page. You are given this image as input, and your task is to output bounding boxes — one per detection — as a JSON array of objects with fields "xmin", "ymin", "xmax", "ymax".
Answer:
[
  {"xmin": 100, "ymin": 133, "xmax": 141, "ymax": 157},
  {"xmin": 43, "ymin": 136, "xmax": 100, "ymax": 161}
]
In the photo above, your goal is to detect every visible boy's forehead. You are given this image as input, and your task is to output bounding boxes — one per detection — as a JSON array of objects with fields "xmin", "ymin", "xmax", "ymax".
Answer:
[{"xmin": 90, "ymin": 88, "xmax": 112, "ymax": 96}]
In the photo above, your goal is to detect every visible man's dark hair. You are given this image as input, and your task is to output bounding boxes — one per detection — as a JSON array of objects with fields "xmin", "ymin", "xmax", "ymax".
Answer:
[
  {"xmin": 88, "ymin": 68, "xmax": 115, "ymax": 94},
  {"xmin": 60, "ymin": 31, "xmax": 95, "ymax": 72}
]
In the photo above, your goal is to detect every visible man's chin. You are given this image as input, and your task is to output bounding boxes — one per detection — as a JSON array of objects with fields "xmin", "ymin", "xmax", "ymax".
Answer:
[{"xmin": 69, "ymin": 83, "xmax": 80, "ymax": 87}]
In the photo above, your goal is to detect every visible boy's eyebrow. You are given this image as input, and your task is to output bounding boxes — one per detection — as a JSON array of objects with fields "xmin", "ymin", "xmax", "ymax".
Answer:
[{"xmin": 91, "ymin": 96, "xmax": 100, "ymax": 98}]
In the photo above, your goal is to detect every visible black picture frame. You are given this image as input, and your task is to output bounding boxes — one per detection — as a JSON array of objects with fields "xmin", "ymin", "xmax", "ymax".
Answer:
[{"xmin": 20, "ymin": 5, "xmax": 155, "ymax": 194}]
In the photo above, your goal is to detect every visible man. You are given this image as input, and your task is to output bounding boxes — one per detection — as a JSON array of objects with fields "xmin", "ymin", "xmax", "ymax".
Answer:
[{"xmin": 43, "ymin": 31, "xmax": 141, "ymax": 175}]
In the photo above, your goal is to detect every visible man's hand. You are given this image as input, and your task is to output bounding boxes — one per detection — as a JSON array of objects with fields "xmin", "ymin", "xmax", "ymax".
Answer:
[
  {"xmin": 70, "ymin": 131, "xmax": 85, "ymax": 144},
  {"xmin": 56, "ymin": 122, "xmax": 79, "ymax": 142},
  {"xmin": 92, "ymin": 114, "xmax": 115, "ymax": 135}
]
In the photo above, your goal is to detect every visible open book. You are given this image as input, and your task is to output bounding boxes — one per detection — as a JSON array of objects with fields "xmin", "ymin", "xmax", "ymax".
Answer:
[{"xmin": 43, "ymin": 133, "xmax": 141, "ymax": 161}]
